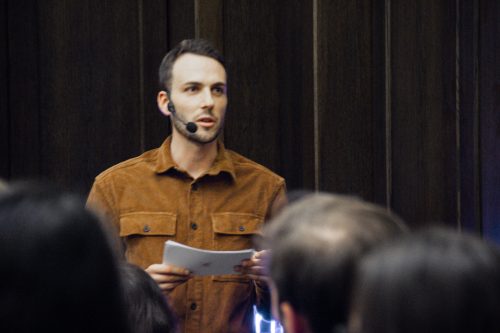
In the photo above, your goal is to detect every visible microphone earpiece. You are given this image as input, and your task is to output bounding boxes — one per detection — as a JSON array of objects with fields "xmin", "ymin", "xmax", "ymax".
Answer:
[
  {"xmin": 166, "ymin": 100, "xmax": 198, "ymax": 134},
  {"xmin": 167, "ymin": 102, "xmax": 175, "ymax": 113}
]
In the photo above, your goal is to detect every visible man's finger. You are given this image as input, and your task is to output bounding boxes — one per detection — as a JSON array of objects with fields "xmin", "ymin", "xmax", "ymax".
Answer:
[
  {"xmin": 150, "ymin": 273, "xmax": 191, "ymax": 284},
  {"xmin": 146, "ymin": 263, "xmax": 191, "ymax": 276},
  {"xmin": 242, "ymin": 266, "xmax": 266, "ymax": 276},
  {"xmin": 253, "ymin": 250, "xmax": 268, "ymax": 259}
]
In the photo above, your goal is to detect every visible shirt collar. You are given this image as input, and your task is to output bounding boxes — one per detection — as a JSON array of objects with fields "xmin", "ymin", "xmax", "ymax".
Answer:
[{"xmin": 154, "ymin": 136, "xmax": 236, "ymax": 181}]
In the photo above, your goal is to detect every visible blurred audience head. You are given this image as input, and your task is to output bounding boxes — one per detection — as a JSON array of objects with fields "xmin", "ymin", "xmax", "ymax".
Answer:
[
  {"xmin": 120, "ymin": 262, "xmax": 178, "ymax": 333},
  {"xmin": 264, "ymin": 192, "xmax": 407, "ymax": 333},
  {"xmin": 349, "ymin": 227, "xmax": 500, "ymax": 333},
  {"xmin": 0, "ymin": 182, "xmax": 129, "ymax": 332},
  {"xmin": 0, "ymin": 179, "xmax": 8, "ymax": 192}
]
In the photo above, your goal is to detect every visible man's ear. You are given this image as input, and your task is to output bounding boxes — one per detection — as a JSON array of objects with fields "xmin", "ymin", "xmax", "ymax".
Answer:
[
  {"xmin": 280, "ymin": 302, "xmax": 310, "ymax": 333},
  {"xmin": 157, "ymin": 90, "xmax": 171, "ymax": 116}
]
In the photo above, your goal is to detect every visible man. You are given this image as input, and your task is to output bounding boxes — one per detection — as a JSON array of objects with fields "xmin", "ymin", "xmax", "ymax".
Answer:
[
  {"xmin": 263, "ymin": 193, "xmax": 407, "ymax": 333},
  {"xmin": 87, "ymin": 39, "xmax": 286, "ymax": 333}
]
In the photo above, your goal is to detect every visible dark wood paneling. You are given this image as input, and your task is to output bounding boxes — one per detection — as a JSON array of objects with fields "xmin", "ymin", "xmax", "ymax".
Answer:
[
  {"xmin": 195, "ymin": 0, "xmax": 223, "ymax": 51},
  {"xmin": 2, "ymin": 0, "xmax": 498, "ymax": 237},
  {"xmin": 459, "ymin": 0, "xmax": 481, "ymax": 234},
  {"xmin": 317, "ymin": 0, "xmax": 377, "ymax": 199},
  {"xmin": 167, "ymin": 0, "xmax": 195, "ymax": 48},
  {"xmin": 372, "ymin": 0, "xmax": 389, "ymax": 206},
  {"xmin": 479, "ymin": 0, "xmax": 500, "ymax": 242},
  {"xmin": 390, "ymin": 0, "xmax": 458, "ymax": 227},
  {"xmin": 38, "ymin": 0, "xmax": 142, "ymax": 192},
  {"xmin": 274, "ymin": 0, "xmax": 315, "ymax": 190},
  {"xmin": 0, "ymin": 1, "xmax": 9, "ymax": 179},
  {"xmin": 222, "ymin": 1, "xmax": 282, "ymax": 175},
  {"xmin": 37, "ymin": 1, "xmax": 90, "ymax": 191},
  {"xmin": 141, "ymin": 0, "xmax": 171, "ymax": 151},
  {"xmin": 7, "ymin": 0, "xmax": 40, "ymax": 179}
]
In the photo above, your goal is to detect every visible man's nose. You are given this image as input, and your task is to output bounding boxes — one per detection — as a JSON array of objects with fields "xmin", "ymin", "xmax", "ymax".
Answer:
[{"xmin": 201, "ymin": 88, "xmax": 214, "ymax": 109}]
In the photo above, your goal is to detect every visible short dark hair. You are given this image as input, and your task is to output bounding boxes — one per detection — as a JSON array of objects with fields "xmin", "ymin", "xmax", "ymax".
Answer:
[
  {"xmin": 120, "ymin": 263, "xmax": 178, "ymax": 333},
  {"xmin": 349, "ymin": 227, "xmax": 500, "ymax": 333},
  {"xmin": 0, "ymin": 182, "xmax": 129, "ymax": 333},
  {"xmin": 158, "ymin": 39, "xmax": 225, "ymax": 91},
  {"xmin": 264, "ymin": 193, "xmax": 407, "ymax": 333}
]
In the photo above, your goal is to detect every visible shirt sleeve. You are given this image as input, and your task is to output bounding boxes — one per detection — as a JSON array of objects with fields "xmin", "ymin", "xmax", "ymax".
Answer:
[
  {"xmin": 86, "ymin": 179, "xmax": 124, "ymax": 257},
  {"xmin": 266, "ymin": 179, "xmax": 288, "ymax": 221}
]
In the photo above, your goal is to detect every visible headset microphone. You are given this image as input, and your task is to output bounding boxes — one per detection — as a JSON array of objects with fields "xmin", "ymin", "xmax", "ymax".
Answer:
[{"xmin": 168, "ymin": 102, "xmax": 198, "ymax": 134}]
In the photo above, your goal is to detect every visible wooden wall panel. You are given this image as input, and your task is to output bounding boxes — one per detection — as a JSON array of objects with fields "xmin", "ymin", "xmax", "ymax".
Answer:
[
  {"xmin": 0, "ymin": 1, "xmax": 8, "ymax": 179},
  {"xmin": 141, "ymin": 0, "xmax": 171, "ymax": 151},
  {"xmin": 222, "ymin": 1, "xmax": 282, "ymax": 174},
  {"xmin": 390, "ymin": 0, "xmax": 458, "ymax": 227},
  {"xmin": 220, "ymin": 1, "xmax": 315, "ymax": 190},
  {"xmin": 479, "ymin": 0, "xmax": 500, "ymax": 242},
  {"xmin": 1, "ymin": 0, "xmax": 498, "ymax": 236},
  {"xmin": 273, "ymin": 0, "xmax": 315, "ymax": 190},
  {"xmin": 7, "ymin": 0, "xmax": 40, "ymax": 180},
  {"xmin": 195, "ymin": 0, "xmax": 223, "ymax": 51},
  {"xmin": 38, "ymin": 0, "xmax": 142, "ymax": 192},
  {"xmin": 167, "ymin": 0, "xmax": 195, "ymax": 47},
  {"xmin": 371, "ymin": 0, "xmax": 390, "ymax": 206},
  {"xmin": 317, "ymin": 0, "xmax": 378, "ymax": 200},
  {"xmin": 459, "ymin": 0, "xmax": 481, "ymax": 233}
]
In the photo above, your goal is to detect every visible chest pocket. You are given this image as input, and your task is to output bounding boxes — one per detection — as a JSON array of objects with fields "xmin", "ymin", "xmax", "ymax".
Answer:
[
  {"xmin": 212, "ymin": 213, "xmax": 263, "ymax": 251},
  {"xmin": 119, "ymin": 212, "xmax": 177, "ymax": 237}
]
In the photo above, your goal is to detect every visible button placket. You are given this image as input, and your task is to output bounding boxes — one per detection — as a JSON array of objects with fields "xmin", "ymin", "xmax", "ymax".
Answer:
[
  {"xmin": 186, "ymin": 179, "xmax": 202, "ymax": 327},
  {"xmin": 191, "ymin": 182, "xmax": 199, "ymax": 191}
]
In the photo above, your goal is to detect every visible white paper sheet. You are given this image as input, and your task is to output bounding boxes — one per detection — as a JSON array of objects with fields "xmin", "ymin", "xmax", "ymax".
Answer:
[{"xmin": 162, "ymin": 240, "xmax": 255, "ymax": 276}]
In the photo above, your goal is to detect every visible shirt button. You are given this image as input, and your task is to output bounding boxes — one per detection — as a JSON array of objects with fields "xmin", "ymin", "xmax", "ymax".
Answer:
[
  {"xmin": 239, "ymin": 226, "xmax": 245, "ymax": 232},
  {"xmin": 192, "ymin": 183, "xmax": 199, "ymax": 191},
  {"xmin": 190, "ymin": 302, "xmax": 197, "ymax": 310},
  {"xmin": 143, "ymin": 225, "xmax": 151, "ymax": 232},
  {"xmin": 191, "ymin": 223, "xmax": 198, "ymax": 230}
]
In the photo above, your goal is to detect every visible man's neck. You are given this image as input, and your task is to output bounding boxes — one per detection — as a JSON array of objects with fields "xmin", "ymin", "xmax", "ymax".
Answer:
[{"xmin": 170, "ymin": 132, "xmax": 218, "ymax": 180}]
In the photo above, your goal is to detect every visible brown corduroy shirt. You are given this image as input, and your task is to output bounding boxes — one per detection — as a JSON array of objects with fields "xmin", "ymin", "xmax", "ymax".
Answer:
[{"xmin": 87, "ymin": 136, "xmax": 286, "ymax": 333}]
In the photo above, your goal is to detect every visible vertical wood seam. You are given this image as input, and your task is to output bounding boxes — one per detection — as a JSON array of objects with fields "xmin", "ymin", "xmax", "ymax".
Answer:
[
  {"xmin": 456, "ymin": 0, "xmax": 462, "ymax": 230},
  {"xmin": 5, "ymin": 1, "xmax": 12, "ymax": 178},
  {"xmin": 35, "ymin": 1, "xmax": 42, "ymax": 176},
  {"xmin": 194, "ymin": 0, "xmax": 200, "ymax": 38},
  {"xmin": 138, "ymin": 0, "xmax": 145, "ymax": 152},
  {"xmin": 313, "ymin": 0, "xmax": 319, "ymax": 191},
  {"xmin": 384, "ymin": 0, "xmax": 392, "ymax": 208},
  {"xmin": 473, "ymin": 0, "xmax": 482, "ymax": 235}
]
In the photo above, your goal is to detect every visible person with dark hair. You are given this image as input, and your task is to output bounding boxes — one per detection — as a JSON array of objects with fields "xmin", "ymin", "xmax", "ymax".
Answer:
[
  {"xmin": 263, "ymin": 193, "xmax": 407, "ymax": 333},
  {"xmin": 348, "ymin": 227, "xmax": 500, "ymax": 333},
  {"xmin": 120, "ymin": 262, "xmax": 178, "ymax": 333},
  {"xmin": 87, "ymin": 38, "xmax": 286, "ymax": 333},
  {"xmin": 0, "ymin": 183, "xmax": 129, "ymax": 333}
]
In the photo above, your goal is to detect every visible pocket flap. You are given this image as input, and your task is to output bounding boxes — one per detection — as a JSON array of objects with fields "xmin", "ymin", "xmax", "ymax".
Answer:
[
  {"xmin": 212, "ymin": 213, "xmax": 263, "ymax": 235},
  {"xmin": 119, "ymin": 212, "xmax": 176, "ymax": 237}
]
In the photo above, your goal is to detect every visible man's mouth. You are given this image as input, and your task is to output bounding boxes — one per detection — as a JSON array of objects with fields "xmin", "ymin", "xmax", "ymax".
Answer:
[{"xmin": 196, "ymin": 116, "xmax": 216, "ymax": 128}]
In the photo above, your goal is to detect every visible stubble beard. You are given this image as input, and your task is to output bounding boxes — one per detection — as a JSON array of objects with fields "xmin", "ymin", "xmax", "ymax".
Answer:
[{"xmin": 171, "ymin": 116, "xmax": 223, "ymax": 144}]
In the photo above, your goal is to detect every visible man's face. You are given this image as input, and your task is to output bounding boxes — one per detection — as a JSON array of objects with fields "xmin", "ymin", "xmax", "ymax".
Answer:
[{"xmin": 168, "ymin": 53, "xmax": 227, "ymax": 144}]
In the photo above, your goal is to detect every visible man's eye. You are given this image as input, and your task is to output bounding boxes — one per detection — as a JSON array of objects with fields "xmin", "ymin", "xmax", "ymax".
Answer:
[
  {"xmin": 186, "ymin": 86, "xmax": 198, "ymax": 92},
  {"xmin": 212, "ymin": 87, "xmax": 225, "ymax": 95}
]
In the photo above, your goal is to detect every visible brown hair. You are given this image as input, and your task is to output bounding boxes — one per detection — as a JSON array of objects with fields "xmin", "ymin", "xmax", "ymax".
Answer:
[{"xmin": 158, "ymin": 39, "xmax": 225, "ymax": 92}]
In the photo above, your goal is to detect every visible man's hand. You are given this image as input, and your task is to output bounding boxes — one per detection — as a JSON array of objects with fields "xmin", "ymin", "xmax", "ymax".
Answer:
[
  {"xmin": 145, "ymin": 263, "xmax": 192, "ymax": 294},
  {"xmin": 235, "ymin": 250, "xmax": 270, "ymax": 283}
]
